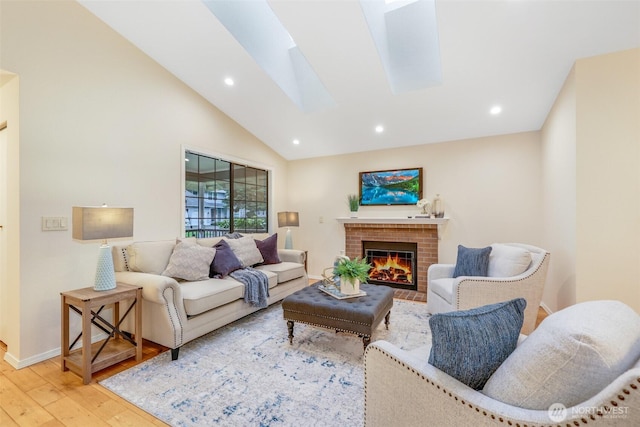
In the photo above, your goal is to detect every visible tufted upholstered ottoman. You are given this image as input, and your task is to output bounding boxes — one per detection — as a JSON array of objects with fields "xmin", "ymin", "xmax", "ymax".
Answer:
[{"xmin": 282, "ymin": 283, "xmax": 394, "ymax": 350}]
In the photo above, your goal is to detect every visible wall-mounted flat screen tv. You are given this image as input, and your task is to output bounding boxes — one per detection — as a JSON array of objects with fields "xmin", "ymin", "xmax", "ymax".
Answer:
[{"xmin": 359, "ymin": 167, "xmax": 423, "ymax": 206}]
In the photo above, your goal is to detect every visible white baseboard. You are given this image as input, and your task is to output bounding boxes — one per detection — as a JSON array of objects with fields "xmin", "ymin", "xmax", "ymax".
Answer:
[
  {"xmin": 540, "ymin": 301, "xmax": 553, "ymax": 315},
  {"xmin": 2, "ymin": 331, "xmax": 109, "ymax": 370}
]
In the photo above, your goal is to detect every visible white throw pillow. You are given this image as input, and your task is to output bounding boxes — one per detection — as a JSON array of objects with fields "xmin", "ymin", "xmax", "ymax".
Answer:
[
  {"xmin": 482, "ymin": 300, "xmax": 640, "ymax": 409},
  {"xmin": 162, "ymin": 241, "xmax": 216, "ymax": 281},
  {"xmin": 127, "ymin": 240, "xmax": 176, "ymax": 275},
  {"xmin": 487, "ymin": 244, "xmax": 531, "ymax": 277},
  {"xmin": 224, "ymin": 236, "xmax": 264, "ymax": 267}
]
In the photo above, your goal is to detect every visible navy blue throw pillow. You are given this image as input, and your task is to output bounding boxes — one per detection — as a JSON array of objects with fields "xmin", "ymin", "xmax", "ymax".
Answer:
[
  {"xmin": 452, "ymin": 245, "xmax": 492, "ymax": 277},
  {"xmin": 428, "ymin": 298, "xmax": 526, "ymax": 390},
  {"xmin": 209, "ymin": 239, "xmax": 243, "ymax": 278}
]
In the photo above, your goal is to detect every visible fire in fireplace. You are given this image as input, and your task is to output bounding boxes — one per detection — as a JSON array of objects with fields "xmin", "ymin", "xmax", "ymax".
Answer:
[{"xmin": 363, "ymin": 241, "xmax": 418, "ymax": 291}]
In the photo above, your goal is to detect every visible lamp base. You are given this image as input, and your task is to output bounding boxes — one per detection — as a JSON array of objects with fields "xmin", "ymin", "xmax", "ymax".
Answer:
[
  {"xmin": 285, "ymin": 228, "xmax": 293, "ymax": 250},
  {"xmin": 94, "ymin": 244, "xmax": 116, "ymax": 291}
]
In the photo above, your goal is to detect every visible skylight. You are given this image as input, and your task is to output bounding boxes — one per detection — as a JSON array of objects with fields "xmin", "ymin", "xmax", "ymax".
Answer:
[
  {"xmin": 203, "ymin": 0, "xmax": 335, "ymax": 113},
  {"xmin": 360, "ymin": 0, "xmax": 442, "ymax": 94}
]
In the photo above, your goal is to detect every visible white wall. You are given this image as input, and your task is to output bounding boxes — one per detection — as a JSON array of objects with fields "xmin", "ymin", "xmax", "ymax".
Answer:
[
  {"xmin": 0, "ymin": 1, "xmax": 290, "ymax": 366},
  {"xmin": 287, "ymin": 132, "xmax": 543, "ymax": 279},
  {"xmin": 541, "ymin": 48, "xmax": 640, "ymax": 314},
  {"xmin": 575, "ymin": 49, "xmax": 640, "ymax": 311},
  {"xmin": 540, "ymin": 68, "xmax": 577, "ymax": 312},
  {"xmin": 0, "ymin": 72, "xmax": 20, "ymax": 349}
]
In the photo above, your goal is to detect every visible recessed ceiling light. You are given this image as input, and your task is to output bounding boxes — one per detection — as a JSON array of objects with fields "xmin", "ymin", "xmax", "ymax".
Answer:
[
  {"xmin": 293, "ymin": 139, "xmax": 300, "ymax": 145},
  {"xmin": 224, "ymin": 77, "xmax": 234, "ymax": 86},
  {"xmin": 490, "ymin": 105, "xmax": 502, "ymax": 115},
  {"xmin": 375, "ymin": 125, "xmax": 384, "ymax": 133}
]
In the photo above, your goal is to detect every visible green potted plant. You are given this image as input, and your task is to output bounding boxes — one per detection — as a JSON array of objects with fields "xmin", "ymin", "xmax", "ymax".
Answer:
[
  {"xmin": 347, "ymin": 194, "xmax": 359, "ymax": 217},
  {"xmin": 334, "ymin": 257, "xmax": 371, "ymax": 295}
]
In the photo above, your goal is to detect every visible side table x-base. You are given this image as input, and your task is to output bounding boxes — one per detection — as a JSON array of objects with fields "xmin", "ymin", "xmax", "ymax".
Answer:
[{"xmin": 60, "ymin": 283, "xmax": 142, "ymax": 384}]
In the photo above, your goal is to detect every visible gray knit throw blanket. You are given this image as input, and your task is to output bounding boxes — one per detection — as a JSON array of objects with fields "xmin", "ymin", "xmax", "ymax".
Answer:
[{"xmin": 230, "ymin": 267, "xmax": 270, "ymax": 308}]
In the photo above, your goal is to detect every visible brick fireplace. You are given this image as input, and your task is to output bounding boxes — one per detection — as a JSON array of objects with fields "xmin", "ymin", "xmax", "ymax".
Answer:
[{"xmin": 342, "ymin": 221, "xmax": 439, "ymax": 295}]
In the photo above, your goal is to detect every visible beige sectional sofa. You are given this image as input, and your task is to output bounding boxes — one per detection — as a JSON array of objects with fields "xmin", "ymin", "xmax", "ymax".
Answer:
[{"xmin": 111, "ymin": 233, "xmax": 307, "ymax": 359}]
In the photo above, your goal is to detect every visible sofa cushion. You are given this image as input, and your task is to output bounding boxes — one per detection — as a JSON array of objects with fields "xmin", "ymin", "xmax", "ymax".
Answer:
[
  {"xmin": 254, "ymin": 262, "xmax": 305, "ymax": 284},
  {"xmin": 428, "ymin": 278, "xmax": 455, "ymax": 304},
  {"xmin": 428, "ymin": 298, "xmax": 526, "ymax": 390},
  {"xmin": 482, "ymin": 300, "xmax": 640, "ymax": 409},
  {"xmin": 488, "ymin": 244, "xmax": 532, "ymax": 277},
  {"xmin": 210, "ymin": 240, "xmax": 243, "ymax": 277},
  {"xmin": 225, "ymin": 236, "xmax": 264, "ymax": 267},
  {"xmin": 453, "ymin": 245, "xmax": 492, "ymax": 278},
  {"xmin": 255, "ymin": 233, "xmax": 281, "ymax": 265},
  {"xmin": 127, "ymin": 240, "xmax": 176, "ymax": 275},
  {"xmin": 161, "ymin": 241, "xmax": 216, "ymax": 281},
  {"xmin": 181, "ymin": 278, "xmax": 244, "ymax": 316}
]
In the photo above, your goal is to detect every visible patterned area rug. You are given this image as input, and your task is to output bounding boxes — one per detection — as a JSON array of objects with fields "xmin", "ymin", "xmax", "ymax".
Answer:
[{"xmin": 100, "ymin": 299, "xmax": 431, "ymax": 427}]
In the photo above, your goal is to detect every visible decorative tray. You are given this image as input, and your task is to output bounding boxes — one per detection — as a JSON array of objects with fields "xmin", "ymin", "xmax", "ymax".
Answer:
[{"xmin": 317, "ymin": 284, "xmax": 367, "ymax": 300}]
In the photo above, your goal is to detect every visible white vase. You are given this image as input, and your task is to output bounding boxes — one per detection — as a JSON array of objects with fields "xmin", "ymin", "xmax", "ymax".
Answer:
[
  {"xmin": 340, "ymin": 276, "xmax": 360, "ymax": 295},
  {"xmin": 349, "ymin": 210, "xmax": 358, "ymax": 218}
]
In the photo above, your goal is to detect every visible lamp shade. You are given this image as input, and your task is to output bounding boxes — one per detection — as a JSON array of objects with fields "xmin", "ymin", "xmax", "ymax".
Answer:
[
  {"xmin": 277, "ymin": 211, "xmax": 299, "ymax": 228},
  {"xmin": 72, "ymin": 207, "xmax": 134, "ymax": 241}
]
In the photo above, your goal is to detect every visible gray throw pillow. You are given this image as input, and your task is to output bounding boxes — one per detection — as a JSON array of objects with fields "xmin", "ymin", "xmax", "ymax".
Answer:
[
  {"xmin": 428, "ymin": 298, "xmax": 526, "ymax": 390},
  {"xmin": 161, "ymin": 241, "xmax": 216, "ymax": 281},
  {"xmin": 225, "ymin": 236, "xmax": 264, "ymax": 267},
  {"xmin": 453, "ymin": 244, "xmax": 492, "ymax": 277}
]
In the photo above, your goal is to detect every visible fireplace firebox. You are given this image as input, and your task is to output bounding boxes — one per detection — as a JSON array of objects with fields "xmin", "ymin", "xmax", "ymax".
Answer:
[{"xmin": 363, "ymin": 241, "xmax": 418, "ymax": 291}]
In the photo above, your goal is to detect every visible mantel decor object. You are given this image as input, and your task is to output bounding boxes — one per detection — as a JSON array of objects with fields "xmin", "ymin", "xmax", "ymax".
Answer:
[
  {"xmin": 347, "ymin": 194, "xmax": 359, "ymax": 217},
  {"xmin": 72, "ymin": 205, "xmax": 134, "ymax": 291}
]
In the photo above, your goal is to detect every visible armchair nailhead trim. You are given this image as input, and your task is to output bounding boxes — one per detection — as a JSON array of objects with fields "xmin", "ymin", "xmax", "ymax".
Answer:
[{"xmin": 364, "ymin": 345, "xmax": 640, "ymax": 427}]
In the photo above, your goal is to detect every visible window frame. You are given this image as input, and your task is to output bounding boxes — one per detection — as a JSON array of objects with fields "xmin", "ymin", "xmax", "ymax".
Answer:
[{"xmin": 182, "ymin": 147, "xmax": 272, "ymax": 238}]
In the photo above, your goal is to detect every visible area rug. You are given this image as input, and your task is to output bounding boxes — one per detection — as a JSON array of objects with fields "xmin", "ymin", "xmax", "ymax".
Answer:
[{"xmin": 100, "ymin": 299, "xmax": 432, "ymax": 427}]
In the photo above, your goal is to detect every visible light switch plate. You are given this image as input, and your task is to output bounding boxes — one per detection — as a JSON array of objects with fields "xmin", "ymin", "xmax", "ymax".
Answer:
[{"xmin": 42, "ymin": 216, "xmax": 68, "ymax": 231}]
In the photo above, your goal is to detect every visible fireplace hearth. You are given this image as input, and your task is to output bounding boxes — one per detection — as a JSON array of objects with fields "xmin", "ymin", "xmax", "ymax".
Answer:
[{"xmin": 363, "ymin": 241, "xmax": 417, "ymax": 291}]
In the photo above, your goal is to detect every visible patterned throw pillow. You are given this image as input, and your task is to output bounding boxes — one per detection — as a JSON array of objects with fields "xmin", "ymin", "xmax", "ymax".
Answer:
[
  {"xmin": 224, "ymin": 236, "xmax": 264, "ymax": 267},
  {"xmin": 210, "ymin": 240, "xmax": 243, "ymax": 277},
  {"xmin": 255, "ymin": 233, "xmax": 281, "ymax": 265},
  {"xmin": 452, "ymin": 245, "xmax": 492, "ymax": 277},
  {"xmin": 161, "ymin": 241, "xmax": 216, "ymax": 281},
  {"xmin": 428, "ymin": 298, "xmax": 526, "ymax": 390}
]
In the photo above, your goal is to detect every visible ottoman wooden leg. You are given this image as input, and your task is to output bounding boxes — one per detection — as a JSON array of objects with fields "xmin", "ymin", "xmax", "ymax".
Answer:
[
  {"xmin": 384, "ymin": 311, "xmax": 391, "ymax": 330},
  {"xmin": 363, "ymin": 335, "xmax": 371, "ymax": 350},
  {"xmin": 287, "ymin": 320, "xmax": 294, "ymax": 344}
]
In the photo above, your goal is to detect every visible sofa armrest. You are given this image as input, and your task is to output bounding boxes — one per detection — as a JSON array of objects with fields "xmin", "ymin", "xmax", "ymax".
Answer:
[
  {"xmin": 115, "ymin": 271, "xmax": 182, "ymax": 305},
  {"xmin": 278, "ymin": 249, "xmax": 306, "ymax": 265}
]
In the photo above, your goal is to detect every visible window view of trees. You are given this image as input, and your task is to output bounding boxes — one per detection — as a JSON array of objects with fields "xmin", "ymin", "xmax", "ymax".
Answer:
[{"xmin": 185, "ymin": 151, "xmax": 268, "ymax": 237}]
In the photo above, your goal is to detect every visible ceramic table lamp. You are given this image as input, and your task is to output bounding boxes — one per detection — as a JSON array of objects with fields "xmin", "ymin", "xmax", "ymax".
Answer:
[
  {"xmin": 72, "ymin": 205, "xmax": 133, "ymax": 291},
  {"xmin": 277, "ymin": 211, "xmax": 299, "ymax": 250}
]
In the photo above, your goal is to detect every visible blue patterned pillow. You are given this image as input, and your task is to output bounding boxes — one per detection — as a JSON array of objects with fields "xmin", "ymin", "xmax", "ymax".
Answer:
[
  {"xmin": 428, "ymin": 298, "xmax": 526, "ymax": 390},
  {"xmin": 453, "ymin": 245, "xmax": 492, "ymax": 277}
]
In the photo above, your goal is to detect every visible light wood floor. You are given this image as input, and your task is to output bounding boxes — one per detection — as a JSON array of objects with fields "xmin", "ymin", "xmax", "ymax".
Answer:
[{"xmin": 0, "ymin": 304, "xmax": 549, "ymax": 426}]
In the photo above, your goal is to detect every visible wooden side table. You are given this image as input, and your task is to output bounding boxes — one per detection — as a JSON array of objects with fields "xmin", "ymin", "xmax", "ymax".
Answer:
[{"xmin": 60, "ymin": 283, "xmax": 142, "ymax": 384}]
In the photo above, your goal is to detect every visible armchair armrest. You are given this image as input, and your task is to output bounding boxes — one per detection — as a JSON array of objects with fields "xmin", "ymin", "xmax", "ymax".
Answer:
[
  {"xmin": 278, "ymin": 249, "xmax": 306, "ymax": 265},
  {"xmin": 427, "ymin": 263, "xmax": 455, "ymax": 281},
  {"xmin": 365, "ymin": 341, "xmax": 597, "ymax": 426}
]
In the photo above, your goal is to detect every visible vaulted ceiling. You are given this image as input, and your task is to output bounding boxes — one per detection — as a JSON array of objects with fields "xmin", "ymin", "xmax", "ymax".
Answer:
[{"xmin": 79, "ymin": 0, "xmax": 640, "ymax": 160}]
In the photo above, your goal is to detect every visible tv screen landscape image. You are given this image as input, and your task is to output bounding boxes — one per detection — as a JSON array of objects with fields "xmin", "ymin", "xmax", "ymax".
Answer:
[{"xmin": 359, "ymin": 167, "xmax": 423, "ymax": 206}]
